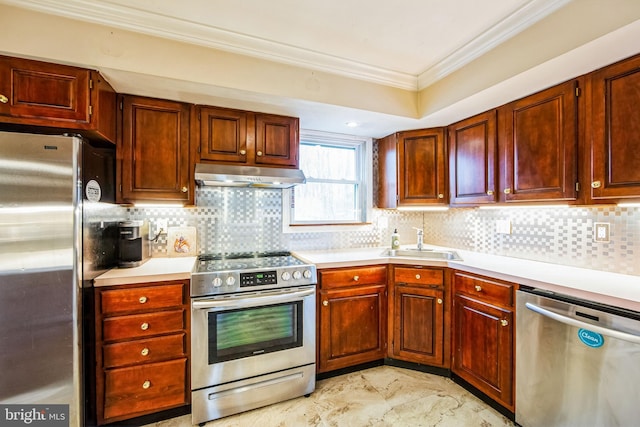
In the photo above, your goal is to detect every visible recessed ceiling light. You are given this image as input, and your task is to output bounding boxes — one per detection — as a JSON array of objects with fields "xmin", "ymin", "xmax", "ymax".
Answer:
[{"xmin": 345, "ymin": 121, "xmax": 359, "ymax": 127}]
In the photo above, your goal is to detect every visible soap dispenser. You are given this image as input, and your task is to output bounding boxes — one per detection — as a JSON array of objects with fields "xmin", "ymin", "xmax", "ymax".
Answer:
[{"xmin": 391, "ymin": 229, "xmax": 400, "ymax": 250}]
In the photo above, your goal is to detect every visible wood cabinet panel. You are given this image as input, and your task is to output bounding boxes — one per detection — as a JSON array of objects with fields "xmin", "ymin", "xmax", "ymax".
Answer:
[
  {"xmin": 393, "ymin": 266, "xmax": 443, "ymax": 287},
  {"xmin": 255, "ymin": 113, "xmax": 299, "ymax": 167},
  {"xmin": 319, "ymin": 265, "xmax": 387, "ymax": 289},
  {"xmin": 501, "ymin": 80, "xmax": 578, "ymax": 202},
  {"xmin": 589, "ymin": 53, "xmax": 640, "ymax": 201},
  {"xmin": 398, "ymin": 128, "xmax": 447, "ymax": 205},
  {"xmin": 198, "ymin": 106, "xmax": 247, "ymax": 163},
  {"xmin": 119, "ymin": 95, "xmax": 191, "ymax": 204},
  {"xmin": 100, "ymin": 283, "xmax": 185, "ymax": 315},
  {"xmin": 449, "ymin": 110, "xmax": 498, "ymax": 205},
  {"xmin": 102, "ymin": 310, "xmax": 186, "ymax": 342},
  {"xmin": 453, "ymin": 272, "xmax": 513, "ymax": 308},
  {"xmin": 103, "ymin": 333, "xmax": 187, "ymax": 368}
]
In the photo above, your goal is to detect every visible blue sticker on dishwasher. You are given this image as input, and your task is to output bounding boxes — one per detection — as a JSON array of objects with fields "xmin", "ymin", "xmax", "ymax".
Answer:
[{"xmin": 578, "ymin": 329, "xmax": 604, "ymax": 348}]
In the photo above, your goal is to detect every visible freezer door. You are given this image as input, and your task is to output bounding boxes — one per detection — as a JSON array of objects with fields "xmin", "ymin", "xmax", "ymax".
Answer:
[
  {"xmin": 516, "ymin": 290, "xmax": 640, "ymax": 427},
  {"xmin": 0, "ymin": 132, "xmax": 82, "ymax": 427}
]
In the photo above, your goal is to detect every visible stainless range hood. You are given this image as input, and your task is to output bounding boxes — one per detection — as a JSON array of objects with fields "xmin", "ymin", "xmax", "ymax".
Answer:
[{"xmin": 195, "ymin": 163, "xmax": 306, "ymax": 188}]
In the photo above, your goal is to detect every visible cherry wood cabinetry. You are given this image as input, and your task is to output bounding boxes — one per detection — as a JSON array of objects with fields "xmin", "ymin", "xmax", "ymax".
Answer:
[
  {"xmin": 588, "ymin": 53, "xmax": 640, "ymax": 202},
  {"xmin": 377, "ymin": 128, "xmax": 447, "ymax": 208},
  {"xmin": 452, "ymin": 271, "xmax": 515, "ymax": 411},
  {"xmin": 448, "ymin": 110, "xmax": 498, "ymax": 205},
  {"xmin": 500, "ymin": 80, "xmax": 579, "ymax": 203},
  {"xmin": 118, "ymin": 95, "xmax": 192, "ymax": 204},
  {"xmin": 196, "ymin": 105, "xmax": 299, "ymax": 168},
  {"xmin": 0, "ymin": 55, "xmax": 116, "ymax": 143},
  {"xmin": 389, "ymin": 266, "xmax": 449, "ymax": 367},
  {"xmin": 94, "ymin": 280, "xmax": 190, "ymax": 425},
  {"xmin": 317, "ymin": 265, "xmax": 387, "ymax": 373}
]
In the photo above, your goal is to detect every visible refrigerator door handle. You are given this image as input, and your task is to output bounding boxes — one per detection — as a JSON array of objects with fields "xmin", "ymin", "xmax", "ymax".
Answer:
[{"xmin": 525, "ymin": 302, "xmax": 640, "ymax": 345}]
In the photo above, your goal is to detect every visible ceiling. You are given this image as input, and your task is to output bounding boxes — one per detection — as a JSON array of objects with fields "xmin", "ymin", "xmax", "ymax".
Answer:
[{"xmin": 1, "ymin": 0, "xmax": 640, "ymax": 137}]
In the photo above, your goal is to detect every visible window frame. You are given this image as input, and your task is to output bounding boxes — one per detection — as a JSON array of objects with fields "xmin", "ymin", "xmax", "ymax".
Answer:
[{"xmin": 282, "ymin": 129, "xmax": 373, "ymax": 233}]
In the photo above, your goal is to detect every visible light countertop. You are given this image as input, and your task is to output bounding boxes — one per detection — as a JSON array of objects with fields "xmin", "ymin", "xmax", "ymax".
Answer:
[
  {"xmin": 94, "ymin": 257, "xmax": 196, "ymax": 287},
  {"xmin": 293, "ymin": 246, "xmax": 640, "ymax": 312}
]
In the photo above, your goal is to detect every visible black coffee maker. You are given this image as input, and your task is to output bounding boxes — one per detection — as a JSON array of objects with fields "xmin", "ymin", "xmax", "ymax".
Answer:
[{"xmin": 118, "ymin": 220, "xmax": 151, "ymax": 268}]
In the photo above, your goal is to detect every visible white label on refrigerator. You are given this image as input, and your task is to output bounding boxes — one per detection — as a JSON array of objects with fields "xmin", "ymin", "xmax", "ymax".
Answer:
[{"xmin": 85, "ymin": 179, "xmax": 102, "ymax": 202}]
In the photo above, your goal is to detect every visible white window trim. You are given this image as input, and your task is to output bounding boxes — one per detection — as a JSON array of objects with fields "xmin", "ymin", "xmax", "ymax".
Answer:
[{"xmin": 282, "ymin": 129, "xmax": 373, "ymax": 234}]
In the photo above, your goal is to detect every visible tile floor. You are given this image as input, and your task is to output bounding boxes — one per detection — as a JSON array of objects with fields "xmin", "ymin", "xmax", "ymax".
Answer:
[{"xmin": 146, "ymin": 366, "xmax": 514, "ymax": 427}]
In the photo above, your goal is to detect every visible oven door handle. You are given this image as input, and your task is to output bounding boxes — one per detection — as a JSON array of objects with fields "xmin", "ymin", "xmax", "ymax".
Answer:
[{"xmin": 192, "ymin": 287, "xmax": 315, "ymax": 310}]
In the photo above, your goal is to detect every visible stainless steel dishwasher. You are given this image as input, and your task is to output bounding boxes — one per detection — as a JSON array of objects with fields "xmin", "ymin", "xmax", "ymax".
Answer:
[{"xmin": 516, "ymin": 287, "xmax": 640, "ymax": 427}]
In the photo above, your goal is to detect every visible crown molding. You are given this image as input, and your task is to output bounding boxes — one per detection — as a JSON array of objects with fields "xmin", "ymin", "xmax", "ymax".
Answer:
[{"xmin": 3, "ymin": 0, "xmax": 567, "ymax": 92}]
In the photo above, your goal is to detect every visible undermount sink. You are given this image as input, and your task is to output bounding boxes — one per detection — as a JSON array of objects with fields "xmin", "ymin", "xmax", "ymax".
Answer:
[{"xmin": 382, "ymin": 248, "xmax": 463, "ymax": 261}]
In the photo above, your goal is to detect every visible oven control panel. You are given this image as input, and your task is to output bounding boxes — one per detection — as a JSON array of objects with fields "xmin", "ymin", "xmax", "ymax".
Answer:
[{"xmin": 240, "ymin": 271, "xmax": 278, "ymax": 287}]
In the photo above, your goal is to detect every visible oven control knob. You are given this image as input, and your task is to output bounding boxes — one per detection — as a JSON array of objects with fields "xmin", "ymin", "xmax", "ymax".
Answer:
[
  {"xmin": 281, "ymin": 271, "xmax": 291, "ymax": 281},
  {"xmin": 293, "ymin": 271, "xmax": 302, "ymax": 280},
  {"xmin": 226, "ymin": 276, "xmax": 236, "ymax": 286},
  {"xmin": 303, "ymin": 270, "xmax": 312, "ymax": 279},
  {"xmin": 212, "ymin": 277, "xmax": 222, "ymax": 287}
]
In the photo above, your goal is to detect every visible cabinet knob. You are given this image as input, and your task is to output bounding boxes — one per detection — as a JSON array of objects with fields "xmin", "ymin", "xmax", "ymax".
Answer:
[
  {"xmin": 0, "ymin": 94, "xmax": 7, "ymax": 104},
  {"xmin": 141, "ymin": 348, "xmax": 149, "ymax": 356},
  {"xmin": 503, "ymin": 188, "xmax": 511, "ymax": 194},
  {"xmin": 438, "ymin": 193, "xmax": 444, "ymax": 199},
  {"xmin": 142, "ymin": 380, "xmax": 151, "ymax": 389},
  {"xmin": 139, "ymin": 296, "xmax": 147, "ymax": 304},
  {"xmin": 322, "ymin": 300, "xmax": 328, "ymax": 307},
  {"xmin": 437, "ymin": 298, "xmax": 443, "ymax": 304},
  {"xmin": 474, "ymin": 285, "xmax": 482, "ymax": 292},
  {"xmin": 500, "ymin": 319, "xmax": 509, "ymax": 327},
  {"xmin": 181, "ymin": 186, "xmax": 188, "ymax": 193},
  {"xmin": 140, "ymin": 322, "xmax": 149, "ymax": 331},
  {"xmin": 353, "ymin": 275, "xmax": 360, "ymax": 281},
  {"xmin": 240, "ymin": 149, "xmax": 246, "ymax": 155},
  {"xmin": 591, "ymin": 181, "xmax": 602, "ymax": 189},
  {"xmin": 257, "ymin": 151, "xmax": 263, "ymax": 156},
  {"xmin": 415, "ymin": 274, "xmax": 421, "ymax": 280},
  {"xmin": 487, "ymin": 190, "xmax": 494, "ymax": 196}
]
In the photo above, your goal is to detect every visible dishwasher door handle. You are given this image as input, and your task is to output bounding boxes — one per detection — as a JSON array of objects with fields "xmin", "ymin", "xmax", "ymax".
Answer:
[{"xmin": 525, "ymin": 302, "xmax": 640, "ymax": 345}]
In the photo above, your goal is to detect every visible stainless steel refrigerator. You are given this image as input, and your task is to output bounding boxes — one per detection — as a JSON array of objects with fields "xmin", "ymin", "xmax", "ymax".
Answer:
[{"xmin": 0, "ymin": 131, "xmax": 119, "ymax": 426}]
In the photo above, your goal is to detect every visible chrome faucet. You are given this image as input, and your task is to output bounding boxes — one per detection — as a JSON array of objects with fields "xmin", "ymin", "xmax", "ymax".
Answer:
[{"xmin": 414, "ymin": 227, "xmax": 424, "ymax": 250}]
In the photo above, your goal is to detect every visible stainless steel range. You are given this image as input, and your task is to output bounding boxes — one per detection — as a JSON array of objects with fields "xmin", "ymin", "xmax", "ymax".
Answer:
[{"xmin": 190, "ymin": 251, "xmax": 317, "ymax": 425}]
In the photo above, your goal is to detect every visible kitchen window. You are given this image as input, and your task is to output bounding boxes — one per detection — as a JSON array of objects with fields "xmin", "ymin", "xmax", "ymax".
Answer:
[{"xmin": 284, "ymin": 130, "xmax": 372, "ymax": 228}]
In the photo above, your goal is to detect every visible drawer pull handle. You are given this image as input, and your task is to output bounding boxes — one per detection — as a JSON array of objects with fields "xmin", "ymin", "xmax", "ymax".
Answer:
[
  {"xmin": 353, "ymin": 275, "xmax": 360, "ymax": 281},
  {"xmin": 474, "ymin": 285, "xmax": 482, "ymax": 292},
  {"xmin": 437, "ymin": 298, "xmax": 443, "ymax": 304},
  {"xmin": 487, "ymin": 190, "xmax": 494, "ymax": 196},
  {"xmin": 0, "ymin": 94, "xmax": 8, "ymax": 104},
  {"xmin": 415, "ymin": 274, "xmax": 421, "ymax": 279},
  {"xmin": 591, "ymin": 181, "xmax": 602, "ymax": 189},
  {"xmin": 438, "ymin": 193, "xmax": 444, "ymax": 199},
  {"xmin": 142, "ymin": 380, "xmax": 151, "ymax": 389},
  {"xmin": 141, "ymin": 348, "xmax": 149, "ymax": 356},
  {"xmin": 500, "ymin": 319, "xmax": 509, "ymax": 327},
  {"xmin": 181, "ymin": 186, "xmax": 188, "ymax": 193},
  {"xmin": 257, "ymin": 151, "xmax": 263, "ymax": 156},
  {"xmin": 139, "ymin": 296, "xmax": 147, "ymax": 304},
  {"xmin": 503, "ymin": 188, "xmax": 511, "ymax": 194},
  {"xmin": 140, "ymin": 322, "xmax": 149, "ymax": 331},
  {"xmin": 240, "ymin": 149, "xmax": 246, "ymax": 155},
  {"xmin": 322, "ymin": 300, "xmax": 328, "ymax": 307}
]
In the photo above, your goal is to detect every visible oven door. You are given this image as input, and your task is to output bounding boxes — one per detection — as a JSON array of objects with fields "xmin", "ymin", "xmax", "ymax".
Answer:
[{"xmin": 191, "ymin": 286, "xmax": 316, "ymax": 390}]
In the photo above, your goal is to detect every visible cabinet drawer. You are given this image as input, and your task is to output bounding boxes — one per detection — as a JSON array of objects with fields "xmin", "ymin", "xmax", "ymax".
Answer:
[
  {"xmin": 320, "ymin": 266, "xmax": 387, "ymax": 289},
  {"xmin": 453, "ymin": 272, "xmax": 514, "ymax": 307},
  {"xmin": 103, "ymin": 333, "xmax": 186, "ymax": 368},
  {"xmin": 103, "ymin": 358, "xmax": 187, "ymax": 420},
  {"xmin": 394, "ymin": 267, "xmax": 443, "ymax": 287},
  {"xmin": 100, "ymin": 283, "xmax": 185, "ymax": 315},
  {"xmin": 102, "ymin": 310, "xmax": 185, "ymax": 342}
]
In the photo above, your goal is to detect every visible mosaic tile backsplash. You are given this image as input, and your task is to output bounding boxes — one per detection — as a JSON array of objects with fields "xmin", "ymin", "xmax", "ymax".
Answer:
[{"xmin": 126, "ymin": 187, "xmax": 640, "ymax": 277}]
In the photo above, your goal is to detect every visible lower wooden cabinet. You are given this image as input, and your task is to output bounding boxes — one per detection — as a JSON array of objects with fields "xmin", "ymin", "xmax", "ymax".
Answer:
[
  {"xmin": 94, "ymin": 280, "xmax": 190, "ymax": 425},
  {"xmin": 389, "ymin": 266, "xmax": 449, "ymax": 367},
  {"xmin": 452, "ymin": 271, "xmax": 514, "ymax": 410},
  {"xmin": 317, "ymin": 266, "xmax": 387, "ymax": 373}
]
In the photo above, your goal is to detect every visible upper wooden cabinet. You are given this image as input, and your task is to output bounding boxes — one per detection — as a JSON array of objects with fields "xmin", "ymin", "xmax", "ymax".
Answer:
[
  {"xmin": 448, "ymin": 110, "xmax": 498, "ymax": 205},
  {"xmin": 500, "ymin": 80, "xmax": 579, "ymax": 203},
  {"xmin": 588, "ymin": 53, "xmax": 640, "ymax": 202},
  {"xmin": 377, "ymin": 127, "xmax": 448, "ymax": 208},
  {"xmin": 0, "ymin": 55, "xmax": 116, "ymax": 143},
  {"xmin": 118, "ymin": 95, "xmax": 192, "ymax": 204},
  {"xmin": 196, "ymin": 105, "xmax": 299, "ymax": 168}
]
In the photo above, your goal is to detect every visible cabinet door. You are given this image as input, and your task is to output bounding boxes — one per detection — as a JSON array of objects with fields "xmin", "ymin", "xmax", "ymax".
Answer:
[
  {"xmin": 119, "ymin": 95, "xmax": 191, "ymax": 203},
  {"xmin": 392, "ymin": 284, "xmax": 444, "ymax": 366},
  {"xmin": 502, "ymin": 80, "xmax": 578, "ymax": 202},
  {"xmin": 398, "ymin": 128, "xmax": 447, "ymax": 205},
  {"xmin": 449, "ymin": 110, "xmax": 497, "ymax": 205},
  {"xmin": 0, "ymin": 55, "xmax": 90, "ymax": 123},
  {"xmin": 255, "ymin": 113, "xmax": 299, "ymax": 167},
  {"xmin": 453, "ymin": 294, "xmax": 513, "ymax": 408},
  {"xmin": 198, "ymin": 106, "xmax": 247, "ymax": 163},
  {"xmin": 318, "ymin": 284, "xmax": 386, "ymax": 373},
  {"xmin": 590, "ymin": 54, "xmax": 640, "ymax": 200}
]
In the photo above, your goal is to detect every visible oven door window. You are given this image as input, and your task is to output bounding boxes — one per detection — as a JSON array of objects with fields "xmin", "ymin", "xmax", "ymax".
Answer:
[{"xmin": 208, "ymin": 301, "xmax": 303, "ymax": 364}]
